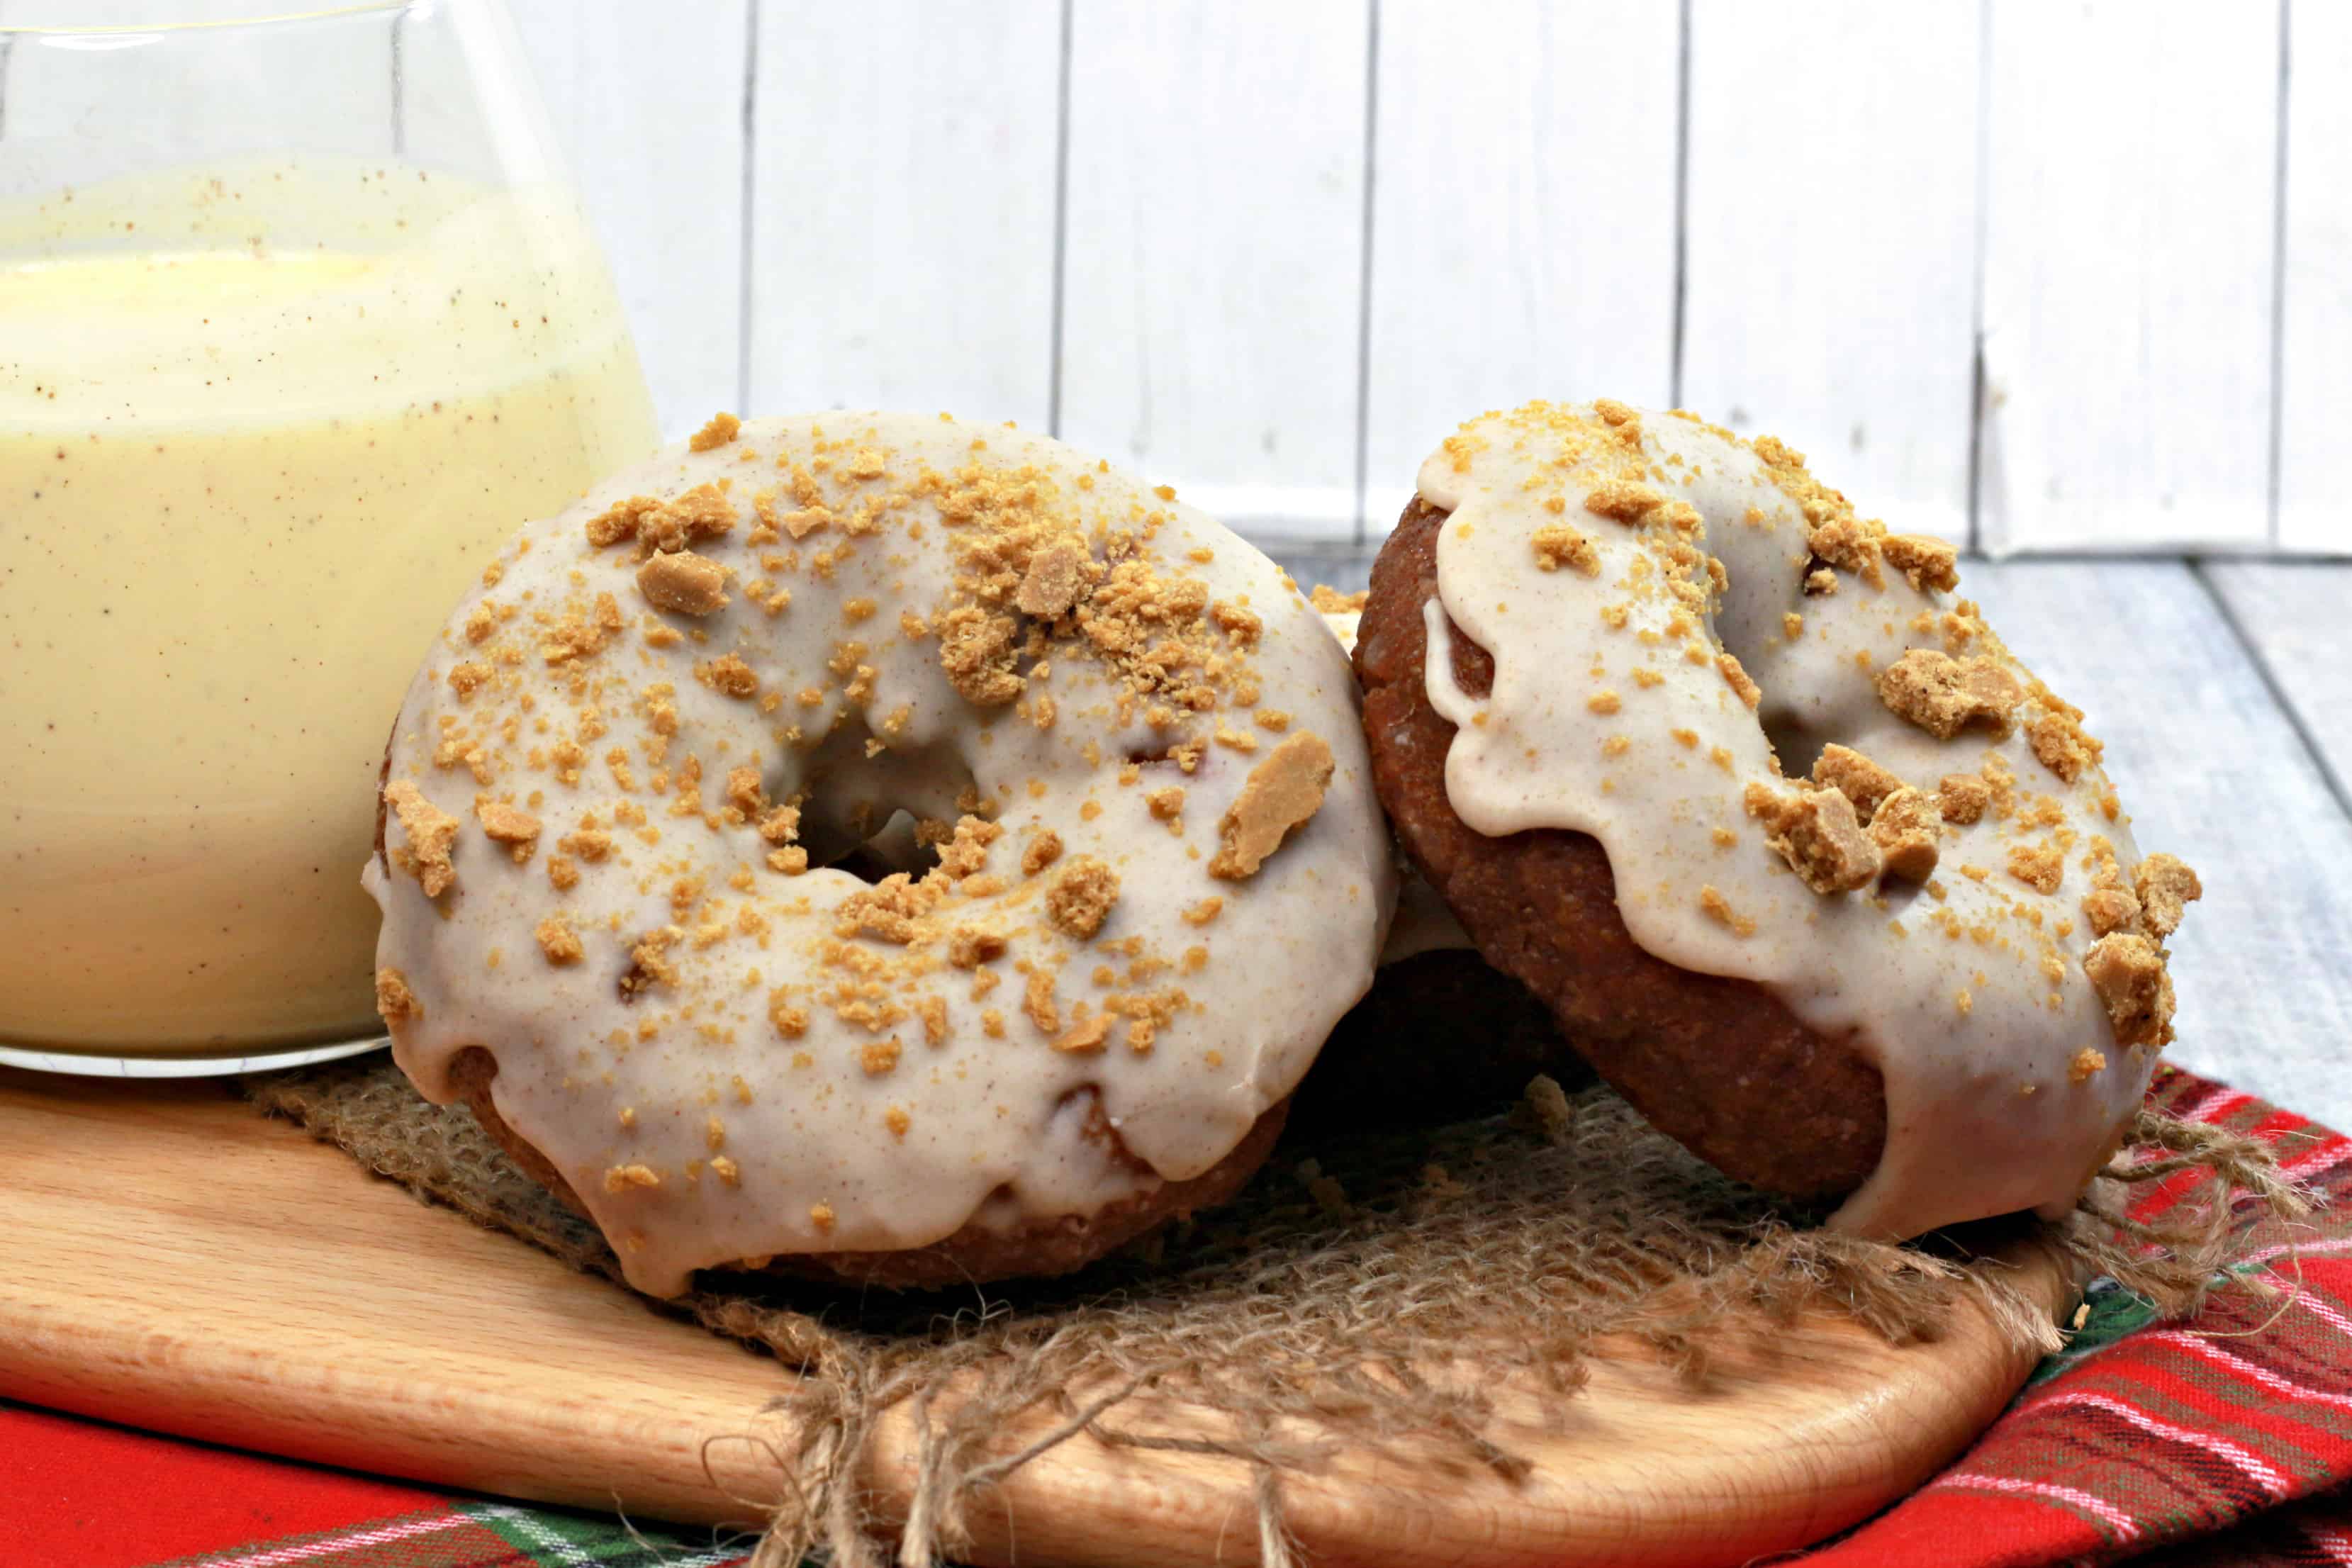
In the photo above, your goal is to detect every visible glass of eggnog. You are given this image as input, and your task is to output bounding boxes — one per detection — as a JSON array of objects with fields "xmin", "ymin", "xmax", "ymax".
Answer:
[{"xmin": 0, "ymin": 1, "xmax": 661, "ymax": 1068}]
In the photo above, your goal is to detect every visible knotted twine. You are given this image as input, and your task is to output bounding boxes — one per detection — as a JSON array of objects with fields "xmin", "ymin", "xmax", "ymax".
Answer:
[{"xmin": 245, "ymin": 1058, "xmax": 2309, "ymax": 1568}]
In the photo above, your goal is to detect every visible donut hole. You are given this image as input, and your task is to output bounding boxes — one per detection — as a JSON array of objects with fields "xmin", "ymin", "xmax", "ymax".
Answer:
[
  {"xmin": 788, "ymin": 705, "xmax": 980, "ymax": 884},
  {"xmin": 1760, "ymin": 710, "xmax": 1820, "ymax": 780},
  {"xmin": 825, "ymin": 811, "xmax": 941, "ymax": 884}
]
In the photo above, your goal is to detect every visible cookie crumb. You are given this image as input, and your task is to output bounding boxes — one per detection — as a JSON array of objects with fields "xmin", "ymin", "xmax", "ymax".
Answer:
[
  {"xmin": 1936, "ymin": 773, "xmax": 1991, "ymax": 824},
  {"xmin": 1046, "ymin": 856, "xmax": 1119, "ymax": 939},
  {"xmin": 1698, "ymin": 883, "xmax": 1759, "ymax": 936},
  {"xmin": 948, "ymin": 926, "xmax": 1007, "ymax": 968},
  {"xmin": 1531, "ymin": 524, "xmax": 1600, "ymax": 576},
  {"xmin": 2027, "ymin": 709, "xmax": 2102, "ymax": 784},
  {"xmin": 689, "ymin": 412, "xmax": 741, "ymax": 452},
  {"xmin": 1016, "ymin": 540, "xmax": 1090, "ymax": 617},
  {"xmin": 534, "ymin": 914, "xmax": 583, "ymax": 965},
  {"xmin": 383, "ymin": 780, "xmax": 460, "ymax": 896},
  {"xmin": 1881, "ymin": 533, "xmax": 1961, "ymax": 594},
  {"xmin": 1876, "ymin": 650, "xmax": 2021, "ymax": 739},
  {"xmin": 2069, "ymin": 1046, "xmax": 2107, "ymax": 1083},
  {"xmin": 2083, "ymin": 933, "xmax": 2175, "ymax": 1048},
  {"xmin": 2133, "ymin": 853, "xmax": 2202, "ymax": 941},
  {"xmin": 474, "ymin": 797, "xmax": 543, "ymax": 860},
  {"xmin": 374, "ymin": 966, "xmax": 422, "ymax": 1025},
  {"xmin": 1209, "ymin": 732, "xmax": 1335, "ymax": 880},
  {"xmin": 1813, "ymin": 744, "xmax": 1904, "ymax": 820},
  {"xmin": 637, "ymin": 550, "xmax": 731, "ymax": 616},
  {"xmin": 1052, "ymin": 1012, "xmax": 1113, "ymax": 1054},
  {"xmin": 1869, "ymin": 787, "xmax": 1942, "ymax": 882},
  {"xmin": 1021, "ymin": 830, "xmax": 1065, "ymax": 876},
  {"xmin": 1743, "ymin": 783, "xmax": 1880, "ymax": 895},
  {"xmin": 1584, "ymin": 479, "xmax": 1662, "ymax": 523},
  {"xmin": 2005, "ymin": 841, "xmax": 2063, "ymax": 895},
  {"xmin": 1716, "ymin": 651, "xmax": 1762, "ymax": 709}
]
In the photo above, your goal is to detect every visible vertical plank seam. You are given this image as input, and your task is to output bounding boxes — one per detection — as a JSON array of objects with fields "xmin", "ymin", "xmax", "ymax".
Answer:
[
  {"xmin": 1350, "ymin": 0, "xmax": 1382, "ymax": 549},
  {"xmin": 2266, "ymin": 0, "xmax": 2292, "ymax": 549},
  {"xmin": 390, "ymin": 6, "xmax": 408, "ymax": 161},
  {"xmin": 1964, "ymin": 0, "xmax": 1992, "ymax": 556},
  {"xmin": 2190, "ymin": 559, "xmax": 2352, "ymax": 825},
  {"xmin": 734, "ymin": 0, "xmax": 762, "ymax": 416},
  {"xmin": 1047, "ymin": 0, "xmax": 1074, "ymax": 437},
  {"xmin": 1667, "ymin": 0, "xmax": 1692, "ymax": 408},
  {"xmin": 0, "ymin": 33, "xmax": 15, "ymax": 141}
]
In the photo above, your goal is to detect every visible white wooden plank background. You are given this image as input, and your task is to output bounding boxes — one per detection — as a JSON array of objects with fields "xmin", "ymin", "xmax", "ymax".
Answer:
[
  {"xmin": 1974, "ymin": 0, "xmax": 2282, "ymax": 554},
  {"xmin": 1964, "ymin": 561, "xmax": 2352, "ymax": 1116},
  {"xmin": 742, "ymin": 0, "xmax": 1063, "ymax": 430},
  {"xmin": 1679, "ymin": 0, "xmax": 1981, "ymax": 546},
  {"xmin": 1058, "ymin": 0, "xmax": 1369, "ymax": 539},
  {"xmin": 2203, "ymin": 562, "xmax": 2352, "ymax": 807},
  {"xmin": 5, "ymin": 0, "xmax": 2348, "ymax": 551},
  {"xmin": 506, "ymin": 0, "xmax": 749, "ymax": 442},
  {"xmin": 2278, "ymin": 0, "xmax": 2352, "ymax": 554},
  {"xmin": 1359, "ymin": 0, "xmax": 1680, "ymax": 542}
]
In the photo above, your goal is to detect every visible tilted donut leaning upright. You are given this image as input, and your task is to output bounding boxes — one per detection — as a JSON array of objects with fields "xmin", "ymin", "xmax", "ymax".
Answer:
[
  {"xmin": 367, "ymin": 412, "xmax": 1395, "ymax": 1295},
  {"xmin": 1352, "ymin": 398, "xmax": 2200, "ymax": 1241}
]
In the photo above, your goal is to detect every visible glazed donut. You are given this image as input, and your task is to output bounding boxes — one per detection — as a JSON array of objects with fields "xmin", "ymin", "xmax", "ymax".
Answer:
[
  {"xmin": 366, "ymin": 412, "xmax": 1394, "ymax": 1295},
  {"xmin": 1354, "ymin": 399, "xmax": 2200, "ymax": 1238}
]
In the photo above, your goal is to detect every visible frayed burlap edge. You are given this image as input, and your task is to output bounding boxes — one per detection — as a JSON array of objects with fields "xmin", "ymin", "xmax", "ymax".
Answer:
[{"xmin": 244, "ymin": 1060, "xmax": 2313, "ymax": 1568}]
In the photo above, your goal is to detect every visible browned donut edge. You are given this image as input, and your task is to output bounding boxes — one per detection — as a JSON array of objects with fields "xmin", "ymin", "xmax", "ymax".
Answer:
[
  {"xmin": 446, "ymin": 1046, "xmax": 1288, "ymax": 1292},
  {"xmin": 1351, "ymin": 497, "xmax": 1885, "ymax": 1202}
]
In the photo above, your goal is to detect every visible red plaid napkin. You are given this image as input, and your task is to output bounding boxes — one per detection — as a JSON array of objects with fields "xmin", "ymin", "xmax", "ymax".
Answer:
[{"xmin": 4, "ymin": 1063, "xmax": 2345, "ymax": 1568}]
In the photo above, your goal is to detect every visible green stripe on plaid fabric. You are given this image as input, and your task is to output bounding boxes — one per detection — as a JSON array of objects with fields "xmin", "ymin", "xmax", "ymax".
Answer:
[
  {"xmin": 147, "ymin": 1503, "xmax": 754, "ymax": 1568},
  {"xmin": 461, "ymin": 1501, "xmax": 754, "ymax": 1567},
  {"xmin": 2027, "ymin": 1277, "xmax": 2162, "ymax": 1387}
]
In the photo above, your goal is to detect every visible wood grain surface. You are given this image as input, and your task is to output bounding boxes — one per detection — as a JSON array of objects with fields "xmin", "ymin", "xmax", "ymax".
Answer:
[{"xmin": 0, "ymin": 1065, "xmax": 2073, "ymax": 1567}]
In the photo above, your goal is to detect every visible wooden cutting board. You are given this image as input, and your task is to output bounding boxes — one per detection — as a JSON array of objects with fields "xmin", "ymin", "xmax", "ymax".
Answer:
[{"xmin": 0, "ymin": 1065, "xmax": 2071, "ymax": 1567}]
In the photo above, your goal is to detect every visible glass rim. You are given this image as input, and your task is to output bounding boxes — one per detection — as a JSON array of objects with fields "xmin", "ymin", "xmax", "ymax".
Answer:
[{"xmin": 0, "ymin": 2, "xmax": 410, "ymax": 38}]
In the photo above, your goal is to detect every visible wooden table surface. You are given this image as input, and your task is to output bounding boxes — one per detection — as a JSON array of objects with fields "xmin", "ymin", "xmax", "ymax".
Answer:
[{"xmin": 1277, "ymin": 551, "xmax": 2352, "ymax": 1126}]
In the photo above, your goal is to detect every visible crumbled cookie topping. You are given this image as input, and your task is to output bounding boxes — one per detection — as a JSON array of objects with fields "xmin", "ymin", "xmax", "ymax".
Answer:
[
  {"xmin": 1813, "ymin": 744, "xmax": 1904, "ymax": 820},
  {"xmin": 2083, "ymin": 932, "xmax": 2175, "ymax": 1048},
  {"xmin": 2133, "ymin": 853, "xmax": 2202, "ymax": 941},
  {"xmin": 1744, "ymin": 783, "xmax": 1881, "ymax": 895},
  {"xmin": 535, "ymin": 914, "xmax": 583, "ymax": 965},
  {"xmin": 1209, "ymin": 732, "xmax": 1334, "ymax": 880},
  {"xmin": 1869, "ymin": 788, "xmax": 1942, "ymax": 883},
  {"xmin": 1877, "ymin": 649, "xmax": 2022, "ymax": 740},
  {"xmin": 374, "ymin": 966, "xmax": 422, "ymax": 1026},
  {"xmin": 383, "ymin": 780, "xmax": 460, "ymax": 896},
  {"xmin": 1936, "ymin": 773, "xmax": 1991, "ymax": 824},
  {"xmin": 688, "ymin": 411, "xmax": 741, "ymax": 452},
  {"xmin": 1045, "ymin": 856, "xmax": 1119, "ymax": 939},
  {"xmin": 1531, "ymin": 524, "xmax": 1600, "ymax": 576},
  {"xmin": 637, "ymin": 550, "xmax": 732, "ymax": 617}
]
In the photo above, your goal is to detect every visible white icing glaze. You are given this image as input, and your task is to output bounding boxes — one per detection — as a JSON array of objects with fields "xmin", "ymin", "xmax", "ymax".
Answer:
[
  {"xmin": 1417, "ymin": 402, "xmax": 2172, "ymax": 1240},
  {"xmin": 366, "ymin": 413, "xmax": 1394, "ymax": 1294}
]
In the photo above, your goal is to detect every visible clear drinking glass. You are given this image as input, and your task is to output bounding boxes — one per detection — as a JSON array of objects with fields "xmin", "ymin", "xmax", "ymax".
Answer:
[{"xmin": 0, "ymin": 1, "xmax": 661, "ymax": 1073}]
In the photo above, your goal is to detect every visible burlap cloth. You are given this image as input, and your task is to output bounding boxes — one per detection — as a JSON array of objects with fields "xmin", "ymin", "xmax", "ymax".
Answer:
[{"xmin": 243, "ymin": 1058, "xmax": 2307, "ymax": 1568}]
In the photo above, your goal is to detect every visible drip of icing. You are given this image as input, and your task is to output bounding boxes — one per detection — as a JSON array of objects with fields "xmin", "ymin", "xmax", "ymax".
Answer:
[
  {"xmin": 1418, "ymin": 403, "xmax": 2163, "ymax": 1241},
  {"xmin": 367, "ymin": 413, "xmax": 1396, "ymax": 1294}
]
